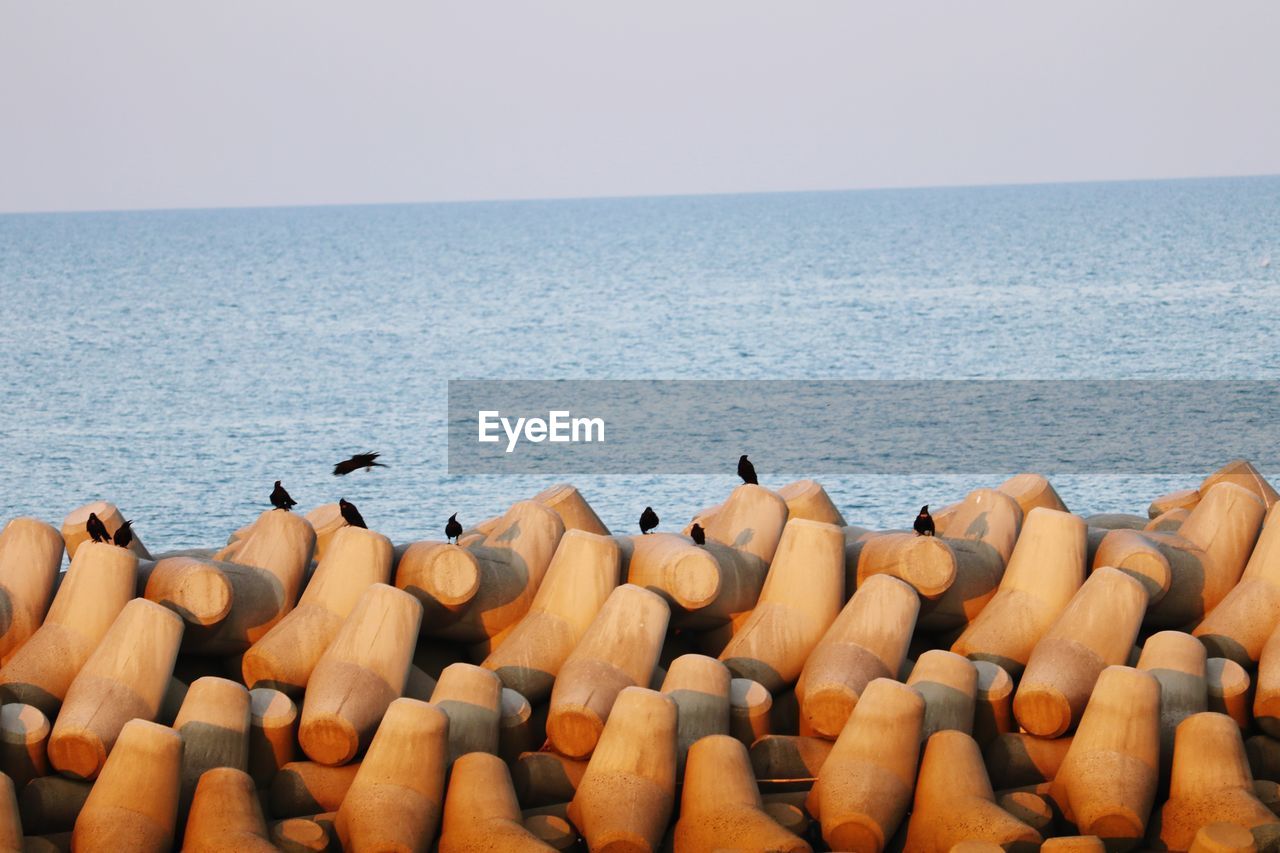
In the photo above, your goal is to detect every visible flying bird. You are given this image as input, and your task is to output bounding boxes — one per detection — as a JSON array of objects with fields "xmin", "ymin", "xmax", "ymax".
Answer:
[
  {"xmin": 86, "ymin": 512, "xmax": 111, "ymax": 544},
  {"xmin": 690, "ymin": 522, "xmax": 706, "ymax": 546},
  {"xmin": 445, "ymin": 513, "xmax": 462, "ymax": 544},
  {"xmin": 914, "ymin": 505, "xmax": 935, "ymax": 537},
  {"xmin": 113, "ymin": 519, "xmax": 134, "ymax": 549},
  {"xmin": 639, "ymin": 506, "xmax": 659, "ymax": 535},
  {"xmin": 737, "ymin": 454, "xmax": 758, "ymax": 486},
  {"xmin": 333, "ymin": 452, "xmax": 386, "ymax": 476},
  {"xmin": 339, "ymin": 498, "xmax": 368, "ymax": 529},
  {"xmin": 270, "ymin": 481, "xmax": 297, "ymax": 511}
]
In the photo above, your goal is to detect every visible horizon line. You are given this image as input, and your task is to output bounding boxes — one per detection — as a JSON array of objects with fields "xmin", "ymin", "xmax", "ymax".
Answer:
[{"xmin": 2, "ymin": 169, "xmax": 1278, "ymax": 218}]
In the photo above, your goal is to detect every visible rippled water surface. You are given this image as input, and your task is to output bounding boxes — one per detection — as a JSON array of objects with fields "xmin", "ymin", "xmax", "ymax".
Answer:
[{"xmin": 2, "ymin": 177, "xmax": 1278, "ymax": 549}]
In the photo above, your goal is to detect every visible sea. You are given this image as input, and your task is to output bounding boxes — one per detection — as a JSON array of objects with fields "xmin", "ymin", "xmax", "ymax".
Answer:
[{"xmin": 2, "ymin": 176, "xmax": 1278, "ymax": 551}]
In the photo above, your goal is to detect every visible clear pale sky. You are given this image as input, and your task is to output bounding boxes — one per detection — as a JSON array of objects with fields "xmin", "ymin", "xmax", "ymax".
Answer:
[{"xmin": 2, "ymin": 1, "xmax": 1278, "ymax": 213}]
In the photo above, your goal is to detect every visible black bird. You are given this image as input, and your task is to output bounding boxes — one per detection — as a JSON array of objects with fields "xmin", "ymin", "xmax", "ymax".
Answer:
[
  {"xmin": 270, "ymin": 481, "xmax": 297, "ymax": 511},
  {"xmin": 86, "ymin": 512, "xmax": 111, "ymax": 544},
  {"xmin": 113, "ymin": 519, "xmax": 134, "ymax": 549},
  {"xmin": 690, "ymin": 522, "xmax": 706, "ymax": 546},
  {"xmin": 445, "ymin": 513, "xmax": 462, "ymax": 544},
  {"xmin": 737, "ymin": 454, "xmax": 758, "ymax": 486},
  {"xmin": 333, "ymin": 452, "xmax": 386, "ymax": 476},
  {"xmin": 914, "ymin": 505, "xmax": 935, "ymax": 537},
  {"xmin": 339, "ymin": 498, "xmax": 368, "ymax": 529},
  {"xmin": 639, "ymin": 506, "xmax": 659, "ymax": 535}
]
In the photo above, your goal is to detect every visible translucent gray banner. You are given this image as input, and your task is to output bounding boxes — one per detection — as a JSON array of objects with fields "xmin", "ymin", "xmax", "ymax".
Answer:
[{"xmin": 447, "ymin": 380, "xmax": 1277, "ymax": 475}]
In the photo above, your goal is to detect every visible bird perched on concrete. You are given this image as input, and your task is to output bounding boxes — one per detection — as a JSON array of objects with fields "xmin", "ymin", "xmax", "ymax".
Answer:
[
  {"xmin": 270, "ymin": 481, "xmax": 297, "ymax": 511},
  {"xmin": 914, "ymin": 505, "xmax": 935, "ymax": 536},
  {"xmin": 737, "ymin": 454, "xmax": 758, "ymax": 486},
  {"xmin": 333, "ymin": 452, "xmax": 386, "ymax": 476},
  {"xmin": 690, "ymin": 522, "xmax": 706, "ymax": 545},
  {"xmin": 113, "ymin": 520, "xmax": 134, "ymax": 548},
  {"xmin": 86, "ymin": 512, "xmax": 111, "ymax": 544},
  {"xmin": 445, "ymin": 513, "xmax": 462, "ymax": 544},
  {"xmin": 640, "ymin": 506, "xmax": 659, "ymax": 534},
  {"xmin": 339, "ymin": 498, "xmax": 368, "ymax": 529}
]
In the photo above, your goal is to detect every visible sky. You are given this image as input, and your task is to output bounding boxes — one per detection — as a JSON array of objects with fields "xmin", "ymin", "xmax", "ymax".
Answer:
[{"xmin": 2, "ymin": 1, "xmax": 1279, "ymax": 214}]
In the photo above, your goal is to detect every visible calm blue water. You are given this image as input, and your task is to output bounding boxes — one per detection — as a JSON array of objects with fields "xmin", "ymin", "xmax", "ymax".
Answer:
[{"xmin": 2, "ymin": 177, "xmax": 1278, "ymax": 550}]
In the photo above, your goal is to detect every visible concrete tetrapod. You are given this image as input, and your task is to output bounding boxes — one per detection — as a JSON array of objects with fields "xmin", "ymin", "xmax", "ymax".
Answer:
[
  {"xmin": 499, "ymin": 687, "xmax": 537, "ymax": 764},
  {"xmin": 142, "ymin": 556, "xmax": 234, "ymax": 632},
  {"xmin": 776, "ymin": 479, "xmax": 847, "ymax": 526},
  {"xmin": 997, "ymin": 473, "xmax": 1069, "ymax": 517},
  {"xmin": 531, "ymin": 483, "xmax": 611, "ymax": 535},
  {"xmin": 0, "ymin": 517, "xmax": 63, "ymax": 663},
  {"xmin": 1136, "ymin": 631, "xmax": 1208, "ymax": 778},
  {"xmin": 335, "ymin": 697, "xmax": 449, "ymax": 853},
  {"xmin": 1150, "ymin": 490, "xmax": 1206, "ymax": 520},
  {"xmin": 1189, "ymin": 823, "xmax": 1260, "ymax": 853},
  {"xmin": 0, "ymin": 772, "xmax": 18, "ymax": 853},
  {"xmin": 907, "ymin": 650, "xmax": 978, "ymax": 741},
  {"xmin": 0, "ymin": 702, "xmax": 50, "ymax": 788},
  {"xmin": 396, "ymin": 500, "xmax": 564, "ymax": 644},
  {"xmin": 16, "ymin": 775, "xmax": 90, "ymax": 834},
  {"xmin": 998, "ymin": 790, "xmax": 1055, "ymax": 837},
  {"xmin": 0, "ymin": 541, "xmax": 136, "ymax": 716},
  {"xmin": 796, "ymin": 573, "xmax": 919, "ymax": 738},
  {"xmin": 673, "ymin": 735, "xmax": 811, "ymax": 853},
  {"xmin": 750, "ymin": 735, "xmax": 833, "ymax": 780},
  {"xmin": 1095, "ymin": 483, "xmax": 1265, "ymax": 628},
  {"xmin": 182, "ymin": 767, "xmax": 275, "ymax": 853},
  {"xmin": 512, "ymin": 751, "xmax": 588, "ymax": 807},
  {"xmin": 567, "ymin": 687, "xmax": 677, "ymax": 853},
  {"xmin": 523, "ymin": 813, "xmax": 576, "ymax": 851},
  {"xmin": 481, "ymin": 529, "xmax": 621, "ymax": 701},
  {"xmin": 806, "ymin": 678, "xmax": 924, "ymax": 853},
  {"xmin": 1014, "ymin": 567, "xmax": 1148, "ymax": 738},
  {"xmin": 973, "ymin": 661, "xmax": 1015, "ymax": 746},
  {"xmin": 983, "ymin": 732, "xmax": 1074, "ymax": 790},
  {"xmin": 301, "ymin": 503, "xmax": 345, "ymax": 564},
  {"xmin": 269, "ymin": 761, "xmax": 361, "ymax": 817},
  {"xmin": 1155, "ymin": 713, "xmax": 1280, "ymax": 851},
  {"xmin": 439, "ymin": 752, "xmax": 555, "ymax": 852},
  {"xmin": 719, "ymin": 518, "xmax": 845, "ymax": 693},
  {"xmin": 1197, "ymin": 505, "xmax": 1280, "ymax": 667},
  {"xmin": 919, "ymin": 488, "xmax": 1024, "ymax": 631},
  {"xmin": 173, "ymin": 677, "xmax": 251, "ymax": 826},
  {"xmin": 729, "ymin": 678, "xmax": 773, "ymax": 746},
  {"xmin": 1208, "ymin": 657, "xmax": 1253, "ymax": 732},
  {"xmin": 1149, "ymin": 509, "xmax": 1191, "ymax": 533},
  {"xmin": 298, "ymin": 583, "xmax": 422, "ymax": 766},
  {"xmin": 1199, "ymin": 460, "xmax": 1280, "ymax": 510},
  {"xmin": 951, "ymin": 507, "xmax": 1087, "ymax": 676},
  {"xmin": 1050, "ymin": 666, "xmax": 1160, "ymax": 849},
  {"xmin": 546, "ymin": 583, "xmax": 669, "ymax": 759},
  {"xmin": 659, "ymin": 654, "xmax": 731, "ymax": 776},
  {"xmin": 854, "ymin": 533, "xmax": 957, "ymax": 601},
  {"xmin": 430, "ymin": 662, "xmax": 502, "ymax": 761},
  {"xmin": 48, "ymin": 597, "xmax": 184, "ymax": 780},
  {"xmin": 242, "ymin": 524, "xmax": 393, "ymax": 695},
  {"xmin": 61, "ymin": 500, "xmax": 150, "ymax": 561},
  {"xmin": 186, "ymin": 508, "xmax": 317, "ymax": 656},
  {"xmin": 272, "ymin": 815, "xmax": 334, "ymax": 853},
  {"xmin": 625, "ymin": 532, "xmax": 765, "ymax": 629},
  {"xmin": 248, "ymin": 687, "xmax": 297, "ymax": 787},
  {"xmin": 71, "ymin": 719, "xmax": 182, "ymax": 852},
  {"xmin": 904, "ymin": 730, "xmax": 1042, "ymax": 853},
  {"xmin": 1252, "ymin": 625, "xmax": 1280, "ymax": 738},
  {"xmin": 1042, "ymin": 838, "xmax": 1108, "ymax": 853},
  {"xmin": 700, "ymin": 483, "xmax": 790, "ymax": 566}
]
